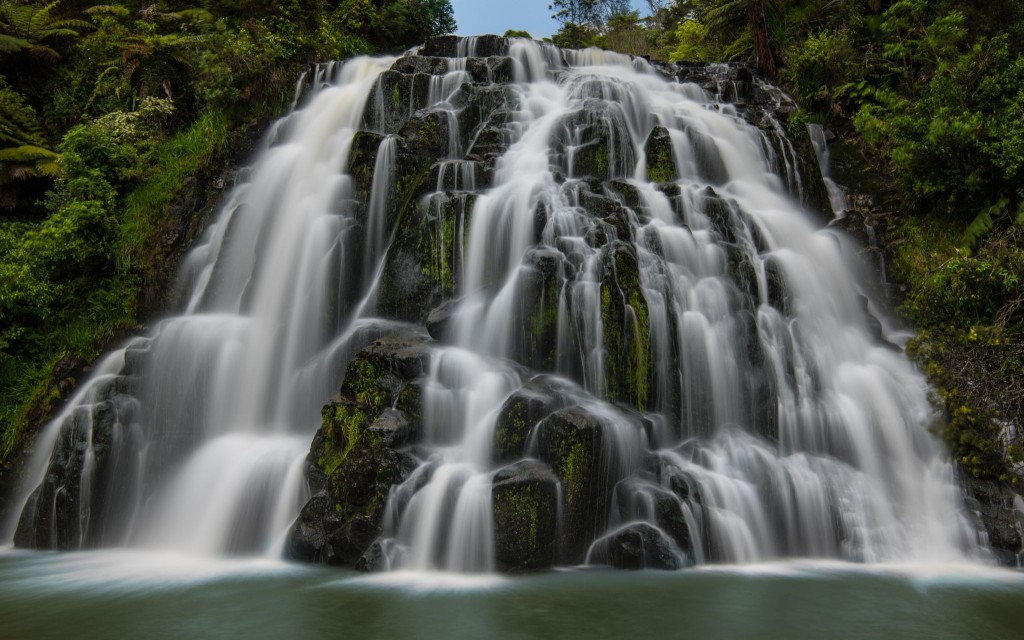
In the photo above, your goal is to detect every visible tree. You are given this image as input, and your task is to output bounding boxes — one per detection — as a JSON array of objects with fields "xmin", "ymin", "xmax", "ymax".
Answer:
[
  {"xmin": 0, "ymin": 0, "xmax": 91, "ymax": 62},
  {"xmin": 704, "ymin": 0, "xmax": 781, "ymax": 80},
  {"xmin": 550, "ymin": 0, "xmax": 600, "ymax": 27}
]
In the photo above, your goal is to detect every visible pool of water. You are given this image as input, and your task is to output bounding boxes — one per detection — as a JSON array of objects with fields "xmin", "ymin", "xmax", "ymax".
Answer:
[{"xmin": 1, "ymin": 550, "xmax": 1021, "ymax": 640}]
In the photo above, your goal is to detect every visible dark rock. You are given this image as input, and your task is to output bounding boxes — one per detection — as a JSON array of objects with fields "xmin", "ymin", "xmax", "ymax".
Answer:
[
  {"xmin": 368, "ymin": 408, "xmax": 413, "ymax": 448},
  {"xmin": 593, "ymin": 523, "xmax": 679, "ymax": 570},
  {"xmin": 425, "ymin": 298, "xmax": 461, "ymax": 341},
  {"xmin": 964, "ymin": 477, "xmax": 1024, "ymax": 563},
  {"xmin": 492, "ymin": 460, "xmax": 560, "ymax": 571},
  {"xmin": 493, "ymin": 375, "xmax": 568, "ymax": 463},
  {"xmin": 600, "ymin": 242, "xmax": 652, "ymax": 410},
  {"xmin": 535, "ymin": 406, "xmax": 609, "ymax": 562},
  {"xmin": 423, "ymin": 35, "xmax": 460, "ymax": 57},
  {"xmin": 326, "ymin": 516, "xmax": 383, "ymax": 566},
  {"xmin": 645, "ymin": 126, "xmax": 676, "ymax": 183},
  {"xmin": 287, "ymin": 332, "xmax": 430, "ymax": 566}
]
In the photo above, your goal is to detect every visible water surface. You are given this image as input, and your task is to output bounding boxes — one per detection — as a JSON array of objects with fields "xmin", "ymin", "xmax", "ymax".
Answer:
[{"xmin": 1, "ymin": 551, "xmax": 1020, "ymax": 640}]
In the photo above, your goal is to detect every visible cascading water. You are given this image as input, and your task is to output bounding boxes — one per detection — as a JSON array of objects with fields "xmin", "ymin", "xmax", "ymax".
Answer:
[{"xmin": 4, "ymin": 36, "xmax": 983, "ymax": 572}]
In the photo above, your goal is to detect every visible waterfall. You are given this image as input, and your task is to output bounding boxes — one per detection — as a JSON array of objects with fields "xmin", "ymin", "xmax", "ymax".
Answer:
[{"xmin": 4, "ymin": 37, "xmax": 983, "ymax": 571}]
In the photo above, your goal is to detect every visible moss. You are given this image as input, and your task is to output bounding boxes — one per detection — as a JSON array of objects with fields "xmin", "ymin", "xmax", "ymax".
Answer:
[
  {"xmin": 595, "ymin": 137, "xmax": 609, "ymax": 177},
  {"xmin": 528, "ymin": 270, "xmax": 560, "ymax": 371},
  {"xmin": 391, "ymin": 82, "xmax": 401, "ymax": 108},
  {"xmin": 319, "ymin": 403, "xmax": 369, "ymax": 473},
  {"xmin": 345, "ymin": 357, "xmax": 387, "ymax": 413},
  {"xmin": 645, "ymin": 126, "xmax": 676, "ymax": 184},
  {"xmin": 560, "ymin": 441, "xmax": 589, "ymax": 507},
  {"xmin": 601, "ymin": 245, "xmax": 651, "ymax": 409},
  {"xmin": 496, "ymin": 486, "xmax": 542, "ymax": 543},
  {"xmin": 495, "ymin": 399, "xmax": 529, "ymax": 460}
]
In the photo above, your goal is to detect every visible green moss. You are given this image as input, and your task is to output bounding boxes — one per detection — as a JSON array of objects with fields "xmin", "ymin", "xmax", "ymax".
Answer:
[
  {"xmin": 560, "ymin": 441, "xmax": 589, "ymax": 506},
  {"xmin": 495, "ymin": 400, "xmax": 529, "ymax": 459},
  {"xmin": 319, "ymin": 403, "xmax": 369, "ymax": 473},
  {"xmin": 345, "ymin": 357, "xmax": 387, "ymax": 412},
  {"xmin": 601, "ymin": 246, "xmax": 651, "ymax": 409},
  {"xmin": 497, "ymin": 486, "xmax": 542, "ymax": 542},
  {"xmin": 391, "ymin": 83, "xmax": 401, "ymax": 108},
  {"xmin": 595, "ymin": 138, "xmax": 609, "ymax": 177},
  {"xmin": 645, "ymin": 127, "xmax": 676, "ymax": 184}
]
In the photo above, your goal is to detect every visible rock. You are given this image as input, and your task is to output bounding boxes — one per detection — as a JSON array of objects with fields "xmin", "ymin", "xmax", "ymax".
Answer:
[
  {"xmin": 535, "ymin": 406, "xmax": 609, "ymax": 562},
  {"xmin": 964, "ymin": 477, "xmax": 1024, "ymax": 563},
  {"xmin": 645, "ymin": 126, "xmax": 676, "ymax": 183},
  {"xmin": 425, "ymin": 298, "xmax": 461, "ymax": 341},
  {"xmin": 286, "ymin": 331, "xmax": 430, "ymax": 566},
  {"xmin": 600, "ymin": 242, "xmax": 652, "ymax": 410},
  {"xmin": 493, "ymin": 375, "xmax": 568, "ymax": 463},
  {"xmin": 326, "ymin": 516, "xmax": 383, "ymax": 566},
  {"xmin": 593, "ymin": 523, "xmax": 680, "ymax": 570},
  {"xmin": 368, "ymin": 408, "xmax": 413, "ymax": 448},
  {"xmin": 492, "ymin": 460, "xmax": 560, "ymax": 571},
  {"xmin": 613, "ymin": 478, "xmax": 695, "ymax": 558}
]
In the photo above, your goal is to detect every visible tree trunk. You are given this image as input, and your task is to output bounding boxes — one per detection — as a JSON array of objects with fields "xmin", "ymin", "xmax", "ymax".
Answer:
[{"xmin": 748, "ymin": 0, "xmax": 778, "ymax": 81}]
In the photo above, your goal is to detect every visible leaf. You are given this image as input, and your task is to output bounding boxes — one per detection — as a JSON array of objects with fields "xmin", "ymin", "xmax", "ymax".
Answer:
[{"xmin": 961, "ymin": 198, "xmax": 1007, "ymax": 251}]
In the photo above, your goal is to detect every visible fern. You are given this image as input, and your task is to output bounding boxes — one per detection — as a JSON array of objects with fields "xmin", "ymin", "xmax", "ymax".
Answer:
[
  {"xmin": 961, "ymin": 198, "xmax": 1007, "ymax": 252},
  {"xmin": 0, "ymin": 0, "xmax": 92, "ymax": 60}
]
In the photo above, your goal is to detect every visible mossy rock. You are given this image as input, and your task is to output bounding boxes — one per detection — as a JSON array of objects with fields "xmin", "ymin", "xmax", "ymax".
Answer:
[
  {"xmin": 507, "ymin": 247, "xmax": 564, "ymax": 372},
  {"xmin": 492, "ymin": 460, "xmax": 560, "ymax": 571},
  {"xmin": 377, "ymin": 190, "xmax": 473, "ymax": 322},
  {"xmin": 600, "ymin": 242, "xmax": 653, "ymax": 410},
  {"xmin": 551, "ymin": 102, "xmax": 635, "ymax": 181},
  {"xmin": 348, "ymin": 131, "xmax": 385, "ymax": 202},
  {"xmin": 492, "ymin": 375, "xmax": 568, "ymax": 463},
  {"xmin": 645, "ymin": 125, "xmax": 676, "ymax": 183},
  {"xmin": 287, "ymin": 331, "xmax": 430, "ymax": 566},
  {"xmin": 535, "ymin": 406, "xmax": 608, "ymax": 563}
]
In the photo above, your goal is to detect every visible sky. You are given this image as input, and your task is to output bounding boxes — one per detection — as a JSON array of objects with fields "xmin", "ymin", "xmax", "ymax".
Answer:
[{"xmin": 450, "ymin": 0, "xmax": 651, "ymax": 40}]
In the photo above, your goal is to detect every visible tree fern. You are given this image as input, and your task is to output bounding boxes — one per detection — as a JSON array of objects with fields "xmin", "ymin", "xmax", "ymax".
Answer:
[{"xmin": 0, "ymin": 0, "xmax": 92, "ymax": 60}]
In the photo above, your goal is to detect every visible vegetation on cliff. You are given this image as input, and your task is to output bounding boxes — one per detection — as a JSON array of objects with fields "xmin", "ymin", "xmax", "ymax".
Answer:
[{"xmin": 0, "ymin": 0, "xmax": 455, "ymax": 459}]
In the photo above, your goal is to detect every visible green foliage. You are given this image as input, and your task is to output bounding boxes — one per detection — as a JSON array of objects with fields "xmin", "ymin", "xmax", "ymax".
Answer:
[
  {"xmin": 504, "ymin": 30, "xmax": 533, "ymax": 39},
  {"xmin": 0, "ymin": 0, "xmax": 92, "ymax": 62}
]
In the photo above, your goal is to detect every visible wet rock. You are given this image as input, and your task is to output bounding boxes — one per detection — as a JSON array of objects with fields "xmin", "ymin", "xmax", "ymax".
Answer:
[
  {"xmin": 424, "ymin": 34, "xmax": 508, "ymax": 58},
  {"xmin": 964, "ymin": 477, "xmax": 1024, "ymax": 564},
  {"xmin": 348, "ymin": 131, "xmax": 385, "ymax": 201},
  {"xmin": 287, "ymin": 332, "xmax": 430, "ymax": 567},
  {"xmin": 493, "ymin": 375, "xmax": 567, "ymax": 463},
  {"xmin": 645, "ymin": 126, "xmax": 676, "ymax": 183},
  {"xmin": 390, "ymin": 56, "xmax": 449, "ymax": 77},
  {"xmin": 600, "ymin": 242, "xmax": 652, "ymax": 410},
  {"xmin": 535, "ymin": 406, "xmax": 608, "ymax": 563},
  {"xmin": 492, "ymin": 460, "xmax": 560, "ymax": 571},
  {"xmin": 764, "ymin": 256, "xmax": 790, "ymax": 315},
  {"xmin": 426, "ymin": 298, "xmax": 461, "ymax": 341},
  {"xmin": 368, "ymin": 408, "xmax": 413, "ymax": 448},
  {"xmin": 508, "ymin": 248, "xmax": 564, "ymax": 371},
  {"xmin": 595, "ymin": 523, "xmax": 679, "ymax": 570}
]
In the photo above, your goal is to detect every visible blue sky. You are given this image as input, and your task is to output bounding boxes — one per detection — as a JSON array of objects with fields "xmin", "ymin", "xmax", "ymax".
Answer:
[{"xmin": 450, "ymin": 0, "xmax": 651, "ymax": 40}]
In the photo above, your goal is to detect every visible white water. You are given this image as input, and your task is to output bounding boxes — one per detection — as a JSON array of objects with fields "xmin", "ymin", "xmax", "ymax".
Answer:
[{"xmin": 4, "ymin": 39, "xmax": 982, "ymax": 570}]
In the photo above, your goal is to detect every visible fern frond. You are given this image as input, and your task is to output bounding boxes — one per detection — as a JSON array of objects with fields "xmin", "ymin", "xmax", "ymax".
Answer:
[{"xmin": 961, "ymin": 198, "xmax": 1008, "ymax": 251}]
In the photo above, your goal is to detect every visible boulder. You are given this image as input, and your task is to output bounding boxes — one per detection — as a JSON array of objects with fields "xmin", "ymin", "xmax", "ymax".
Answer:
[
  {"xmin": 535, "ymin": 406, "xmax": 608, "ymax": 562},
  {"xmin": 600, "ymin": 242, "xmax": 652, "ymax": 410},
  {"xmin": 644, "ymin": 125, "xmax": 676, "ymax": 183},
  {"xmin": 592, "ymin": 523, "xmax": 679, "ymax": 570},
  {"xmin": 492, "ymin": 460, "xmax": 560, "ymax": 571},
  {"xmin": 493, "ymin": 375, "xmax": 568, "ymax": 463},
  {"xmin": 286, "ymin": 331, "xmax": 430, "ymax": 567}
]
